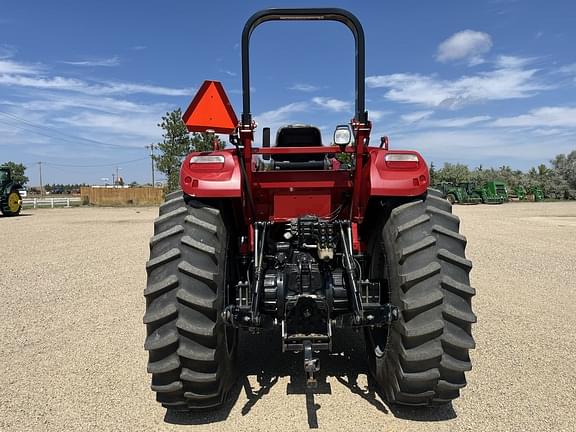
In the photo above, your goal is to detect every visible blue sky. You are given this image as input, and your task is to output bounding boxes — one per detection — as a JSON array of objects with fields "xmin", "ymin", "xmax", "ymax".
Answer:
[{"xmin": 1, "ymin": 0, "xmax": 575, "ymax": 185}]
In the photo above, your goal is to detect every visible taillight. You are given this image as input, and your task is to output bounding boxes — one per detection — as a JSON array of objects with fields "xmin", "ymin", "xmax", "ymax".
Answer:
[
  {"xmin": 384, "ymin": 153, "xmax": 419, "ymax": 169},
  {"xmin": 190, "ymin": 155, "xmax": 225, "ymax": 164},
  {"xmin": 189, "ymin": 155, "xmax": 225, "ymax": 170}
]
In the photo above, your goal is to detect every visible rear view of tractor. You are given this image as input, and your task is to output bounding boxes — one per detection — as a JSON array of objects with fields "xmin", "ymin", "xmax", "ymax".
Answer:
[
  {"xmin": 0, "ymin": 166, "xmax": 22, "ymax": 216},
  {"xmin": 477, "ymin": 181, "xmax": 507, "ymax": 204},
  {"xmin": 144, "ymin": 8, "xmax": 476, "ymax": 411},
  {"xmin": 440, "ymin": 182, "xmax": 481, "ymax": 205},
  {"xmin": 511, "ymin": 185, "xmax": 527, "ymax": 201},
  {"xmin": 529, "ymin": 186, "xmax": 544, "ymax": 201}
]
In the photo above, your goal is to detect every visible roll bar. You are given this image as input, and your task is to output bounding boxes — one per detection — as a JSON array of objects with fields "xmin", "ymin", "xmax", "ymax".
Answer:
[{"xmin": 241, "ymin": 8, "xmax": 367, "ymax": 125}]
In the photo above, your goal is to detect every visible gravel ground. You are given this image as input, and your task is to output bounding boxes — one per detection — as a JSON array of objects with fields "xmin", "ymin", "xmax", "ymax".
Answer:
[{"xmin": 1, "ymin": 202, "xmax": 575, "ymax": 431}]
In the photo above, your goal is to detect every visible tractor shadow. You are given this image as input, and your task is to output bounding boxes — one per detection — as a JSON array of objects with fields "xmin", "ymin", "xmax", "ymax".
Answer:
[
  {"xmin": 164, "ymin": 329, "xmax": 456, "ymax": 427},
  {"xmin": 0, "ymin": 213, "xmax": 33, "ymax": 218}
]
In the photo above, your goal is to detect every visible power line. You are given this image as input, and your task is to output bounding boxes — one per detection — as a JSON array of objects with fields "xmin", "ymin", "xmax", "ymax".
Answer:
[
  {"xmin": 0, "ymin": 109, "xmax": 143, "ymax": 150},
  {"xmin": 145, "ymin": 144, "xmax": 155, "ymax": 186},
  {"xmin": 44, "ymin": 157, "xmax": 149, "ymax": 168},
  {"xmin": 38, "ymin": 161, "xmax": 44, "ymax": 197}
]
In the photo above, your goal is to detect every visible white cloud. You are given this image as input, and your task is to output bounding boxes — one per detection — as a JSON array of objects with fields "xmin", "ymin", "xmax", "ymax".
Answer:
[
  {"xmin": 61, "ymin": 56, "xmax": 120, "ymax": 67},
  {"xmin": 436, "ymin": 30, "xmax": 493, "ymax": 65},
  {"xmin": 400, "ymin": 112, "xmax": 490, "ymax": 127},
  {"xmin": 256, "ymin": 102, "xmax": 309, "ymax": 126},
  {"xmin": 221, "ymin": 69, "xmax": 237, "ymax": 77},
  {"xmin": 289, "ymin": 83, "xmax": 319, "ymax": 92},
  {"xmin": 392, "ymin": 128, "xmax": 575, "ymax": 167},
  {"xmin": 6, "ymin": 94, "xmax": 169, "ymax": 115},
  {"xmin": 0, "ymin": 59, "xmax": 41, "ymax": 75},
  {"xmin": 103, "ymin": 81, "xmax": 192, "ymax": 96},
  {"xmin": 492, "ymin": 106, "xmax": 576, "ymax": 128},
  {"xmin": 368, "ymin": 110, "xmax": 391, "ymax": 121},
  {"xmin": 252, "ymin": 102, "xmax": 311, "ymax": 143},
  {"xmin": 0, "ymin": 73, "xmax": 192, "ymax": 96},
  {"xmin": 312, "ymin": 97, "xmax": 351, "ymax": 112},
  {"xmin": 423, "ymin": 115, "xmax": 491, "ymax": 128},
  {"xmin": 556, "ymin": 63, "xmax": 576, "ymax": 75},
  {"xmin": 494, "ymin": 55, "xmax": 534, "ymax": 69},
  {"xmin": 366, "ymin": 57, "xmax": 547, "ymax": 109},
  {"xmin": 56, "ymin": 112, "xmax": 161, "ymax": 139},
  {"xmin": 401, "ymin": 111, "xmax": 434, "ymax": 123},
  {"xmin": 0, "ymin": 55, "xmax": 192, "ymax": 96}
]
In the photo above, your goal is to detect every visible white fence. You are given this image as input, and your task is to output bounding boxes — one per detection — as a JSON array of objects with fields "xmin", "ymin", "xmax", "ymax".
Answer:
[{"xmin": 22, "ymin": 197, "xmax": 82, "ymax": 209}]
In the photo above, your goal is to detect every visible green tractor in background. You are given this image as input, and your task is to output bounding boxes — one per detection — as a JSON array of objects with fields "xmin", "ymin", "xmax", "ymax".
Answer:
[
  {"xmin": 476, "ymin": 181, "xmax": 508, "ymax": 204},
  {"xmin": 512, "ymin": 185, "xmax": 527, "ymax": 201},
  {"xmin": 510, "ymin": 185, "xmax": 544, "ymax": 202},
  {"xmin": 528, "ymin": 186, "xmax": 544, "ymax": 201},
  {"xmin": 0, "ymin": 166, "xmax": 23, "ymax": 216},
  {"xmin": 439, "ymin": 181, "xmax": 482, "ymax": 204}
]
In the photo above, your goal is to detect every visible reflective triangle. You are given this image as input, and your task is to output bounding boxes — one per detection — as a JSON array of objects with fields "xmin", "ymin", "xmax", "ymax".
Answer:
[{"xmin": 182, "ymin": 80, "xmax": 238, "ymax": 134}]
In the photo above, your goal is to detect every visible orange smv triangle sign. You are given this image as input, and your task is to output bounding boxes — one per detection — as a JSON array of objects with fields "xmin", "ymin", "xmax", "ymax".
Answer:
[{"xmin": 182, "ymin": 80, "xmax": 238, "ymax": 134}]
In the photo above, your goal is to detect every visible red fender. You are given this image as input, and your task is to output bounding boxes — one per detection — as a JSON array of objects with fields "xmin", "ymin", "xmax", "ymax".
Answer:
[
  {"xmin": 180, "ymin": 150, "xmax": 241, "ymax": 198},
  {"xmin": 367, "ymin": 148, "xmax": 429, "ymax": 197}
]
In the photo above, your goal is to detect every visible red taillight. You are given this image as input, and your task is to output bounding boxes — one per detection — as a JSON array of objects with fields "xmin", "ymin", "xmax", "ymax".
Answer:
[{"xmin": 384, "ymin": 153, "xmax": 419, "ymax": 169}]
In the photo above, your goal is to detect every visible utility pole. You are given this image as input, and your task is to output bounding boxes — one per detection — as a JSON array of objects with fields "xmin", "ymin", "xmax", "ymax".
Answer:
[
  {"xmin": 146, "ymin": 144, "xmax": 155, "ymax": 187},
  {"xmin": 116, "ymin": 166, "xmax": 119, "ymax": 186},
  {"xmin": 38, "ymin": 161, "xmax": 43, "ymax": 197},
  {"xmin": 112, "ymin": 172, "xmax": 115, "ymax": 187}
]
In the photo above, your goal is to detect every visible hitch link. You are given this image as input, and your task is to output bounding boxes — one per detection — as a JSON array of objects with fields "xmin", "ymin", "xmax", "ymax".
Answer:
[{"xmin": 303, "ymin": 340, "xmax": 320, "ymax": 388}]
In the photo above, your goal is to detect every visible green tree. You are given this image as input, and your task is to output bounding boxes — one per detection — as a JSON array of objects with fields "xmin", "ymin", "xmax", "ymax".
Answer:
[
  {"xmin": 195, "ymin": 132, "xmax": 224, "ymax": 152},
  {"xmin": 552, "ymin": 151, "xmax": 576, "ymax": 190},
  {"xmin": 435, "ymin": 163, "xmax": 470, "ymax": 184},
  {"xmin": 0, "ymin": 161, "xmax": 29, "ymax": 185},
  {"xmin": 429, "ymin": 162, "xmax": 437, "ymax": 185},
  {"xmin": 153, "ymin": 108, "xmax": 225, "ymax": 192}
]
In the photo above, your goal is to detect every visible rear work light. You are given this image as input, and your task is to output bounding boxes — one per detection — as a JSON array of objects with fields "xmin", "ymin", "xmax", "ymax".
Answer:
[
  {"xmin": 384, "ymin": 153, "xmax": 419, "ymax": 169},
  {"xmin": 190, "ymin": 155, "xmax": 225, "ymax": 164}
]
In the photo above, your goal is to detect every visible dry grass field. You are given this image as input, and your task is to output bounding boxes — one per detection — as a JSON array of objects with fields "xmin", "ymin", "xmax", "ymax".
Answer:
[{"xmin": 1, "ymin": 202, "xmax": 575, "ymax": 431}]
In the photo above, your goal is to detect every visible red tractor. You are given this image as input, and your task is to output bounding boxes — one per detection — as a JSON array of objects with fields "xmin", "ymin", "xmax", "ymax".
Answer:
[{"xmin": 144, "ymin": 8, "xmax": 475, "ymax": 411}]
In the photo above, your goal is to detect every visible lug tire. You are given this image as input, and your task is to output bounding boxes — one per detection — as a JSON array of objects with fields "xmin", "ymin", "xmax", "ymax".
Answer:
[
  {"xmin": 1, "ymin": 189, "xmax": 22, "ymax": 216},
  {"xmin": 144, "ymin": 190, "xmax": 236, "ymax": 410},
  {"xmin": 367, "ymin": 188, "xmax": 476, "ymax": 406}
]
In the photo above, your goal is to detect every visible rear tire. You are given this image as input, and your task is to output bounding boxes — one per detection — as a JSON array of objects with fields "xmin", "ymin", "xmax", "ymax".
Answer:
[
  {"xmin": 366, "ymin": 189, "xmax": 476, "ymax": 406},
  {"xmin": 1, "ymin": 189, "xmax": 22, "ymax": 216},
  {"xmin": 144, "ymin": 190, "xmax": 237, "ymax": 410}
]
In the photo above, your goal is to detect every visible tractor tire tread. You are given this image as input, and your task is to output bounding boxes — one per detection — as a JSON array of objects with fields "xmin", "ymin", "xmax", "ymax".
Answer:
[
  {"xmin": 372, "ymin": 188, "xmax": 475, "ymax": 406},
  {"xmin": 144, "ymin": 194, "xmax": 235, "ymax": 410}
]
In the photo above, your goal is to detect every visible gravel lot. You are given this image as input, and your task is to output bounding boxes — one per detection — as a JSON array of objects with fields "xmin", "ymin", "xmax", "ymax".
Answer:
[{"xmin": 1, "ymin": 202, "xmax": 575, "ymax": 432}]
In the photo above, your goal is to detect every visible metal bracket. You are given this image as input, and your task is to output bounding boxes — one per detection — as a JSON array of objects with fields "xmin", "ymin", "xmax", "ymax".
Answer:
[
  {"xmin": 303, "ymin": 340, "xmax": 320, "ymax": 388},
  {"xmin": 334, "ymin": 303, "xmax": 399, "ymax": 328}
]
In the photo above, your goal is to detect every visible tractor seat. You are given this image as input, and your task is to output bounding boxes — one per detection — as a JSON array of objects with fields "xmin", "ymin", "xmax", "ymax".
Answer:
[{"xmin": 273, "ymin": 125, "xmax": 326, "ymax": 168}]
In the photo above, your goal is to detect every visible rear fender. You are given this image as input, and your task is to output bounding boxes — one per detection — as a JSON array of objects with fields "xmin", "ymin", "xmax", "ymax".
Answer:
[
  {"xmin": 367, "ymin": 148, "xmax": 429, "ymax": 196},
  {"xmin": 2, "ymin": 182, "xmax": 22, "ymax": 197},
  {"xmin": 180, "ymin": 150, "xmax": 241, "ymax": 197}
]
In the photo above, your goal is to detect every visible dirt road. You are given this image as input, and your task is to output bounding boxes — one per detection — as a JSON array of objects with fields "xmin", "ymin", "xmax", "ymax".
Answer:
[{"xmin": 1, "ymin": 202, "xmax": 575, "ymax": 431}]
